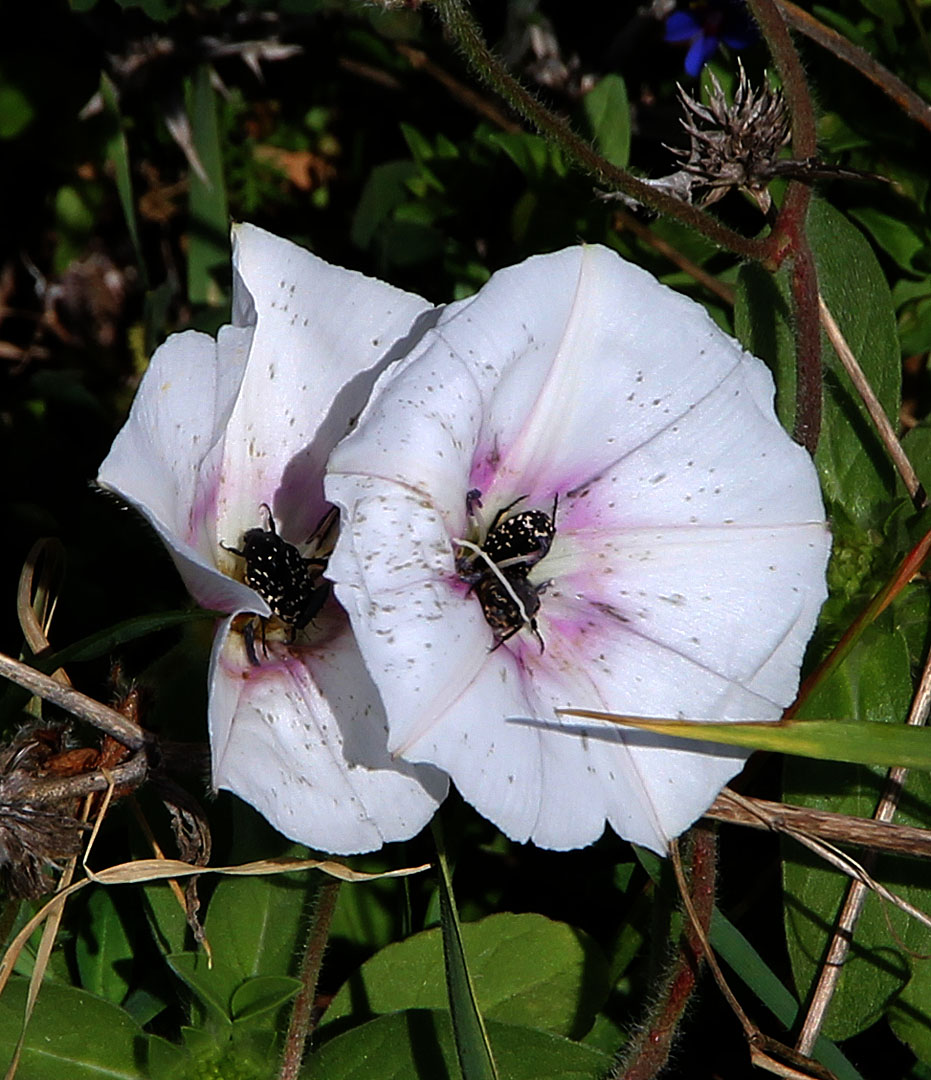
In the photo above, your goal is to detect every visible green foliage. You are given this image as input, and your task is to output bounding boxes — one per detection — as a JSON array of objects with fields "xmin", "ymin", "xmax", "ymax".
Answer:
[
  {"xmin": 321, "ymin": 912, "xmax": 609, "ymax": 1040},
  {"xmin": 305, "ymin": 1013, "xmax": 614, "ymax": 1080},
  {"xmin": 3, "ymin": 0, "xmax": 931, "ymax": 1077}
]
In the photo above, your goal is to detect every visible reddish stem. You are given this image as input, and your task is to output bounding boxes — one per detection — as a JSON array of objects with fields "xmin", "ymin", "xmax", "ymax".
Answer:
[
  {"xmin": 788, "ymin": 243, "xmax": 823, "ymax": 452},
  {"xmin": 608, "ymin": 827, "xmax": 717, "ymax": 1080}
]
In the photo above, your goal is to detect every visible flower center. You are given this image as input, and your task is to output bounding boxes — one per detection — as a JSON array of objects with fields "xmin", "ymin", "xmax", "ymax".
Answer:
[
  {"xmin": 453, "ymin": 491, "xmax": 558, "ymax": 652},
  {"xmin": 224, "ymin": 504, "xmax": 338, "ymax": 663}
]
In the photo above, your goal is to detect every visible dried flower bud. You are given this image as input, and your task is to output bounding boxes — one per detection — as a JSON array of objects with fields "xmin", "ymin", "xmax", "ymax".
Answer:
[{"xmin": 671, "ymin": 62, "xmax": 790, "ymax": 210}]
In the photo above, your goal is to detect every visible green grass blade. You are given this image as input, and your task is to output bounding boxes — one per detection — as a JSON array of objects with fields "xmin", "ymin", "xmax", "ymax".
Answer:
[
  {"xmin": 432, "ymin": 819, "xmax": 499, "ymax": 1080},
  {"xmin": 185, "ymin": 64, "xmax": 228, "ymax": 307},
  {"xmin": 710, "ymin": 909, "xmax": 863, "ymax": 1080},
  {"xmin": 100, "ymin": 72, "xmax": 147, "ymax": 287},
  {"xmin": 559, "ymin": 710, "xmax": 931, "ymax": 770}
]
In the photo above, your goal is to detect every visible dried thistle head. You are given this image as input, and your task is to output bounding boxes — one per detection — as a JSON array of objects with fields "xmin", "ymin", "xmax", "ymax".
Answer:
[
  {"xmin": 672, "ymin": 63, "xmax": 790, "ymax": 210},
  {"xmin": 0, "ymin": 726, "xmax": 85, "ymax": 898}
]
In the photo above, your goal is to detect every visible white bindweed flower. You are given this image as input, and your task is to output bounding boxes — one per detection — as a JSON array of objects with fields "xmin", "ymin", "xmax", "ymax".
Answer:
[
  {"xmin": 97, "ymin": 223, "xmax": 447, "ymax": 853},
  {"xmin": 326, "ymin": 244, "xmax": 830, "ymax": 855}
]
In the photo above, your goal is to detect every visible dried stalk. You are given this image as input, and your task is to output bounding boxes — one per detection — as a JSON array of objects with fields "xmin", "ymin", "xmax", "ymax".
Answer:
[{"xmin": 795, "ymin": 638, "xmax": 931, "ymax": 1053}]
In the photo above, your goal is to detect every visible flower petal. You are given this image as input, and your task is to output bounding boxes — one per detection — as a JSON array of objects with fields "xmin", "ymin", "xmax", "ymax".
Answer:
[
  {"xmin": 217, "ymin": 223, "xmax": 437, "ymax": 549},
  {"xmin": 686, "ymin": 34, "xmax": 719, "ymax": 76},
  {"xmin": 328, "ymin": 244, "xmax": 829, "ymax": 855},
  {"xmin": 664, "ymin": 11, "xmax": 700, "ymax": 42},
  {"xmin": 97, "ymin": 323, "xmax": 263, "ymax": 613},
  {"xmin": 209, "ymin": 614, "xmax": 447, "ymax": 853}
]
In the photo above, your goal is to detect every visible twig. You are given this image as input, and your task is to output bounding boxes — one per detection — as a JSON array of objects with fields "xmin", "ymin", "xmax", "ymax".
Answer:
[
  {"xmin": 610, "ymin": 208, "xmax": 737, "ymax": 306},
  {"xmin": 705, "ymin": 789, "xmax": 931, "ymax": 858},
  {"xmin": 0, "ymin": 652, "xmax": 148, "ymax": 751},
  {"xmin": 794, "ymin": 639, "xmax": 931, "ymax": 1054},
  {"xmin": 776, "ymin": 0, "xmax": 931, "ymax": 135},
  {"xmin": 395, "ymin": 43, "xmax": 521, "ymax": 132},
  {"xmin": 818, "ymin": 293, "xmax": 925, "ymax": 506}
]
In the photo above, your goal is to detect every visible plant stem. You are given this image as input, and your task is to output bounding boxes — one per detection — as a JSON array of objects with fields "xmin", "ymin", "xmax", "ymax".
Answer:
[
  {"xmin": 431, "ymin": 0, "xmax": 767, "ymax": 262},
  {"xmin": 607, "ymin": 827, "xmax": 717, "ymax": 1079},
  {"xmin": 278, "ymin": 878, "xmax": 342, "ymax": 1080},
  {"xmin": 789, "ymin": 243, "xmax": 822, "ymax": 452}
]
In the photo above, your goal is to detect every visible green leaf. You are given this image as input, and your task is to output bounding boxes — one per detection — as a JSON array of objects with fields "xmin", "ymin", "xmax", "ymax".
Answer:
[
  {"xmin": 114, "ymin": 0, "xmax": 182, "ymax": 17},
  {"xmin": 201, "ymin": 865, "xmax": 312, "ymax": 1006},
  {"xmin": 889, "ymin": 953, "xmax": 931, "ymax": 1065},
  {"xmin": 305, "ymin": 1011, "xmax": 613, "ymax": 1080},
  {"xmin": 322, "ymin": 912, "xmax": 608, "ymax": 1040},
  {"xmin": 582, "ymin": 74, "xmax": 630, "ymax": 170},
  {"xmin": 167, "ymin": 951, "xmax": 237, "ymax": 1025},
  {"xmin": 351, "ymin": 161, "xmax": 419, "ymax": 249},
  {"xmin": 0, "ymin": 83, "xmax": 34, "ymax": 139},
  {"xmin": 0, "ymin": 977, "xmax": 149, "ymax": 1079},
  {"xmin": 145, "ymin": 1034, "xmax": 190, "ymax": 1080},
  {"xmin": 74, "ymin": 889, "xmax": 133, "ymax": 1004},
  {"xmin": 33, "ymin": 609, "xmax": 215, "ymax": 673},
  {"xmin": 230, "ymin": 975, "xmax": 302, "ymax": 1025},
  {"xmin": 140, "ymin": 880, "xmax": 190, "ymax": 958},
  {"xmin": 185, "ymin": 65, "xmax": 229, "ymax": 307},
  {"xmin": 434, "ymin": 824, "xmax": 499, "ymax": 1080},
  {"xmin": 848, "ymin": 207, "xmax": 928, "ymax": 274},
  {"xmin": 99, "ymin": 73, "xmax": 146, "ymax": 286},
  {"xmin": 487, "ymin": 132, "xmax": 565, "ymax": 182},
  {"xmin": 784, "ymin": 624, "xmax": 931, "ymax": 1041},
  {"xmin": 735, "ymin": 199, "xmax": 901, "ymax": 530}
]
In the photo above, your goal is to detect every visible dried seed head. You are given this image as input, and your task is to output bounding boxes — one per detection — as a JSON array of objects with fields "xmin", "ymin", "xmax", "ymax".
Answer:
[{"xmin": 671, "ymin": 63, "xmax": 790, "ymax": 209}]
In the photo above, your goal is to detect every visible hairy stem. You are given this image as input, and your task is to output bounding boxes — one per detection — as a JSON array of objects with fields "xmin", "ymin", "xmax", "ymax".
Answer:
[
  {"xmin": 279, "ymin": 878, "xmax": 342, "ymax": 1080},
  {"xmin": 607, "ymin": 827, "xmax": 717, "ymax": 1080},
  {"xmin": 789, "ymin": 243, "xmax": 822, "ymax": 451},
  {"xmin": 431, "ymin": 0, "xmax": 767, "ymax": 262}
]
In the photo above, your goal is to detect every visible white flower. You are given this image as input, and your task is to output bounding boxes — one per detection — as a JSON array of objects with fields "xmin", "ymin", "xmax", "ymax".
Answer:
[
  {"xmin": 97, "ymin": 223, "xmax": 447, "ymax": 854},
  {"xmin": 326, "ymin": 244, "xmax": 830, "ymax": 855}
]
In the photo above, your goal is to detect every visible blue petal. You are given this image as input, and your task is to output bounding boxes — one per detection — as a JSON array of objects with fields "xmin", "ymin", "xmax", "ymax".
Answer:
[
  {"xmin": 665, "ymin": 11, "xmax": 700, "ymax": 42},
  {"xmin": 685, "ymin": 34, "xmax": 719, "ymax": 76}
]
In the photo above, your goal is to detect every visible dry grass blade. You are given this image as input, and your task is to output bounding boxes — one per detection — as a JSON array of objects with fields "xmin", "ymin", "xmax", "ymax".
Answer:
[
  {"xmin": 0, "ymin": 853, "xmax": 430, "ymax": 1000},
  {"xmin": 818, "ymin": 293, "xmax": 924, "ymax": 506},
  {"xmin": 776, "ymin": 0, "xmax": 931, "ymax": 134},
  {"xmin": 16, "ymin": 540, "xmax": 67, "ymax": 685},
  {"xmin": 795, "ymin": 623, "xmax": 931, "ymax": 1053}
]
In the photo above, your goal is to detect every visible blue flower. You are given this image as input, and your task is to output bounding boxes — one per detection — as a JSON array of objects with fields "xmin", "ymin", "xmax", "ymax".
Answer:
[{"xmin": 665, "ymin": 1, "xmax": 757, "ymax": 76}]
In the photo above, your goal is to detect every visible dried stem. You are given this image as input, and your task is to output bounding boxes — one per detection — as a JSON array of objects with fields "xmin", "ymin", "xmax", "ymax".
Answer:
[
  {"xmin": 279, "ymin": 878, "xmax": 342, "ymax": 1080},
  {"xmin": 395, "ymin": 43, "xmax": 522, "ymax": 132},
  {"xmin": 794, "ymin": 635, "xmax": 931, "ymax": 1054},
  {"xmin": 430, "ymin": 0, "xmax": 767, "ymax": 262},
  {"xmin": 610, "ymin": 208, "xmax": 737, "ymax": 305},
  {"xmin": 706, "ymin": 789, "xmax": 931, "ymax": 859},
  {"xmin": 776, "ymin": 0, "xmax": 931, "ymax": 134},
  {"xmin": 0, "ymin": 652, "xmax": 148, "ymax": 751},
  {"xmin": 818, "ymin": 293, "xmax": 925, "ymax": 506}
]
